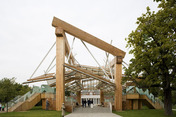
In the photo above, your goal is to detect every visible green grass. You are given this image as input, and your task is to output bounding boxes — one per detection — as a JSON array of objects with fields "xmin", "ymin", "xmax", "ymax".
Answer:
[
  {"xmin": 173, "ymin": 105, "xmax": 176, "ymax": 109},
  {"xmin": 113, "ymin": 109, "xmax": 176, "ymax": 117},
  {"xmin": 0, "ymin": 106, "xmax": 70, "ymax": 117}
]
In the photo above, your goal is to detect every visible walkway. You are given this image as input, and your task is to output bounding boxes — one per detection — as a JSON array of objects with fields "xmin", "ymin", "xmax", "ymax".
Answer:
[{"xmin": 65, "ymin": 106, "xmax": 121, "ymax": 117}]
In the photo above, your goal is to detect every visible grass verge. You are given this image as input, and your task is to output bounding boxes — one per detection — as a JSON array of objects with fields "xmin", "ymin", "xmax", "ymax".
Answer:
[
  {"xmin": 173, "ymin": 105, "xmax": 176, "ymax": 109},
  {"xmin": 113, "ymin": 109, "xmax": 176, "ymax": 117},
  {"xmin": 0, "ymin": 106, "xmax": 70, "ymax": 117}
]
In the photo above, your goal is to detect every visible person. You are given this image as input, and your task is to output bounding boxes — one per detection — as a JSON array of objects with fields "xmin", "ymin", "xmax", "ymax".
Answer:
[
  {"xmin": 46, "ymin": 99, "xmax": 49, "ymax": 110},
  {"xmin": 101, "ymin": 102, "xmax": 104, "ymax": 107},
  {"xmin": 82, "ymin": 99, "xmax": 84, "ymax": 107},
  {"xmin": 0, "ymin": 103, "xmax": 2, "ymax": 111},
  {"xmin": 88, "ymin": 99, "xmax": 90, "ymax": 107},
  {"xmin": 2, "ymin": 105, "xmax": 4, "ymax": 111},
  {"xmin": 76, "ymin": 102, "xmax": 79, "ymax": 106},
  {"xmin": 84, "ymin": 100, "xmax": 87, "ymax": 108}
]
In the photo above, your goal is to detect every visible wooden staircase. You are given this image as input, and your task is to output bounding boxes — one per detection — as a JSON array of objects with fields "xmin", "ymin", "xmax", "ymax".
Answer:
[
  {"xmin": 9, "ymin": 93, "xmax": 41, "ymax": 112},
  {"xmin": 126, "ymin": 94, "xmax": 163, "ymax": 109}
]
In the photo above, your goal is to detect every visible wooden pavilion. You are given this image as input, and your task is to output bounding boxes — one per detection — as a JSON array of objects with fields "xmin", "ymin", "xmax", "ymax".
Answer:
[{"xmin": 26, "ymin": 16, "xmax": 126, "ymax": 111}]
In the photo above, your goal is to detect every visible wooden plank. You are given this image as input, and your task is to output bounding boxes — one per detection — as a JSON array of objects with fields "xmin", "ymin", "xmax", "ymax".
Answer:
[
  {"xmin": 52, "ymin": 17, "xmax": 126, "ymax": 57},
  {"xmin": 55, "ymin": 27, "xmax": 65, "ymax": 111},
  {"xmin": 23, "ymin": 77, "xmax": 55, "ymax": 84},
  {"xmin": 27, "ymin": 73, "xmax": 55, "ymax": 81},
  {"xmin": 64, "ymin": 63, "xmax": 115, "ymax": 86}
]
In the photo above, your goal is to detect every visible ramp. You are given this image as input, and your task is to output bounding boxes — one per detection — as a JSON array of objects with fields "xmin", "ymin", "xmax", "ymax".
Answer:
[{"xmin": 9, "ymin": 93, "xmax": 41, "ymax": 112}]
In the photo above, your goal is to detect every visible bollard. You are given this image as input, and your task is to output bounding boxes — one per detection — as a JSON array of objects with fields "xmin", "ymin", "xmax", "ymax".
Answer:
[{"xmin": 61, "ymin": 103, "xmax": 65, "ymax": 117}]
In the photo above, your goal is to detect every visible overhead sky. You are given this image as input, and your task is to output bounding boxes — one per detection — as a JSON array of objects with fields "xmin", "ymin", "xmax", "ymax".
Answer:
[{"xmin": 0, "ymin": 0, "xmax": 159, "ymax": 86}]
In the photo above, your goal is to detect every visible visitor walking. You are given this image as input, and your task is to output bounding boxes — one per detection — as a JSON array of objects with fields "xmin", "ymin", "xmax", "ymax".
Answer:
[{"xmin": 46, "ymin": 99, "xmax": 49, "ymax": 110}]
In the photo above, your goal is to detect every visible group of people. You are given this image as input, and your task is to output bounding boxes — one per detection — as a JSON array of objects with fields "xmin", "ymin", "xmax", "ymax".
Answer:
[
  {"xmin": 82, "ymin": 99, "xmax": 93, "ymax": 108},
  {"xmin": 0, "ymin": 103, "xmax": 5, "ymax": 111}
]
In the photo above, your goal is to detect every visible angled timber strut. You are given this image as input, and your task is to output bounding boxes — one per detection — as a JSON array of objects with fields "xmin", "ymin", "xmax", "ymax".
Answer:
[{"xmin": 52, "ymin": 17, "xmax": 126, "ymax": 57}]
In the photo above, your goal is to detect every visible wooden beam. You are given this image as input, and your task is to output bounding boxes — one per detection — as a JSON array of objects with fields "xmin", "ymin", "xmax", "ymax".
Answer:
[
  {"xmin": 23, "ymin": 77, "xmax": 55, "ymax": 84},
  {"xmin": 126, "ymin": 94, "xmax": 140, "ymax": 99},
  {"xmin": 27, "ymin": 73, "xmax": 55, "ymax": 81},
  {"xmin": 52, "ymin": 17, "xmax": 126, "ymax": 58}
]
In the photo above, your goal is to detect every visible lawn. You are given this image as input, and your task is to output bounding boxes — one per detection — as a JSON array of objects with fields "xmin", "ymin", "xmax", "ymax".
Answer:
[
  {"xmin": 173, "ymin": 105, "xmax": 176, "ymax": 109},
  {"xmin": 113, "ymin": 109, "xmax": 176, "ymax": 117},
  {"xmin": 0, "ymin": 106, "xmax": 70, "ymax": 117}
]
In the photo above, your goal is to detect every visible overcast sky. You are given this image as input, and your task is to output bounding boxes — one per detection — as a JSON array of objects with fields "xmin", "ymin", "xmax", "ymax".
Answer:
[{"xmin": 0, "ymin": 0, "xmax": 159, "ymax": 86}]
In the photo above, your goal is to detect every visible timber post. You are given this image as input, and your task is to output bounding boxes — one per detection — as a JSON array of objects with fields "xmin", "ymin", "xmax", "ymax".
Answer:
[
  {"xmin": 100, "ymin": 90, "xmax": 104, "ymax": 106},
  {"xmin": 114, "ymin": 56, "xmax": 123, "ymax": 111},
  {"xmin": 76, "ymin": 91, "xmax": 81, "ymax": 105},
  {"xmin": 55, "ymin": 27, "xmax": 65, "ymax": 111}
]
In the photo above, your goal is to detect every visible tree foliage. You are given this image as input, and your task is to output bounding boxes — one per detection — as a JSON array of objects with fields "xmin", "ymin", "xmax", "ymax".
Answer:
[
  {"xmin": 0, "ymin": 78, "xmax": 31, "ymax": 103},
  {"xmin": 125, "ymin": 0, "xmax": 176, "ymax": 115}
]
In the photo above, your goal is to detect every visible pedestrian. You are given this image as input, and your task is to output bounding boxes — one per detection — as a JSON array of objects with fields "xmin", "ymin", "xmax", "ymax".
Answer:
[
  {"xmin": 2, "ymin": 105, "xmax": 4, "ymax": 111},
  {"xmin": 82, "ymin": 99, "xmax": 84, "ymax": 107},
  {"xmin": 88, "ymin": 99, "xmax": 90, "ymax": 107},
  {"xmin": 84, "ymin": 100, "xmax": 87, "ymax": 108},
  {"xmin": 46, "ymin": 99, "xmax": 49, "ymax": 110},
  {"xmin": 0, "ymin": 103, "xmax": 2, "ymax": 111}
]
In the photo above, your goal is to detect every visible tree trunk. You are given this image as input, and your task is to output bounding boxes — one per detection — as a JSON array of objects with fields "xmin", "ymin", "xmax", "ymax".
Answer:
[
  {"xmin": 6, "ymin": 103, "xmax": 8, "ymax": 113},
  {"xmin": 164, "ymin": 87, "xmax": 173, "ymax": 116}
]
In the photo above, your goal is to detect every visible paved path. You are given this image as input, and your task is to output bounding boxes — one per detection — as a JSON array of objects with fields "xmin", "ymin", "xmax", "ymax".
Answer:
[
  {"xmin": 65, "ymin": 113, "xmax": 121, "ymax": 117},
  {"xmin": 173, "ymin": 109, "xmax": 176, "ymax": 111},
  {"xmin": 65, "ymin": 106, "xmax": 121, "ymax": 117}
]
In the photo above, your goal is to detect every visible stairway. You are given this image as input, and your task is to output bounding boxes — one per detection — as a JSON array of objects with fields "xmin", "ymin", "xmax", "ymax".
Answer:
[
  {"xmin": 8, "ymin": 93, "xmax": 41, "ymax": 112},
  {"xmin": 126, "ymin": 86, "xmax": 164, "ymax": 109},
  {"xmin": 7, "ymin": 85, "xmax": 55, "ymax": 112}
]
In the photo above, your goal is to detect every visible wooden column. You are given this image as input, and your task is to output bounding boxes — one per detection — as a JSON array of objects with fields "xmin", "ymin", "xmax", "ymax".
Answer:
[
  {"xmin": 100, "ymin": 90, "xmax": 104, "ymax": 105},
  {"xmin": 138, "ymin": 100, "xmax": 142, "ymax": 109},
  {"xmin": 55, "ymin": 27, "xmax": 65, "ymax": 111},
  {"xmin": 114, "ymin": 56, "xmax": 123, "ymax": 111},
  {"xmin": 133, "ymin": 100, "xmax": 138, "ymax": 110},
  {"xmin": 42, "ymin": 99, "xmax": 46, "ymax": 110},
  {"xmin": 77, "ymin": 91, "xmax": 81, "ymax": 105},
  {"xmin": 126, "ymin": 99, "xmax": 133, "ymax": 110}
]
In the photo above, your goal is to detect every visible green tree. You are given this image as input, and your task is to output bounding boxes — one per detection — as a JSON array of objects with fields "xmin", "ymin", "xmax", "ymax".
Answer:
[
  {"xmin": 125, "ymin": 0, "xmax": 176, "ymax": 116},
  {"xmin": 0, "ymin": 78, "xmax": 31, "ymax": 112}
]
